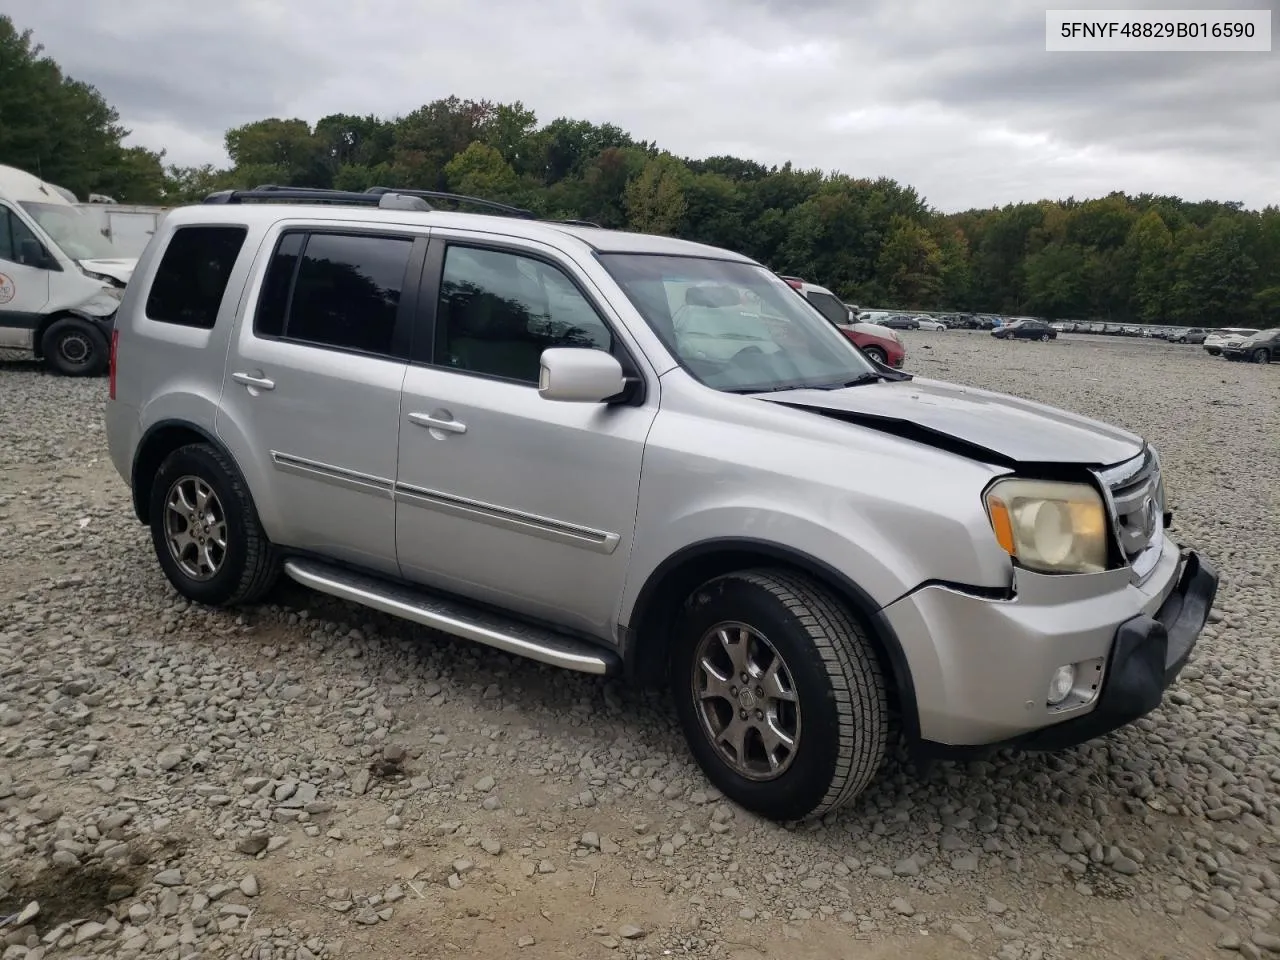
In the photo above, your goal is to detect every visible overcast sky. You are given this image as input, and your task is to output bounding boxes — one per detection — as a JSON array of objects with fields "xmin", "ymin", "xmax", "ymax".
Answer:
[{"xmin": 9, "ymin": 0, "xmax": 1277, "ymax": 212}]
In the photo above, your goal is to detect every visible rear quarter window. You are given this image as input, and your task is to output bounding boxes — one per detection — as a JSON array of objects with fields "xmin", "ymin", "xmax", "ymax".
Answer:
[{"xmin": 145, "ymin": 225, "xmax": 248, "ymax": 329}]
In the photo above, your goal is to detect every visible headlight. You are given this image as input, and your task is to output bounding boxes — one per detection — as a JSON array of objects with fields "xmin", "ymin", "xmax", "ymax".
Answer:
[{"xmin": 983, "ymin": 478, "xmax": 1108, "ymax": 574}]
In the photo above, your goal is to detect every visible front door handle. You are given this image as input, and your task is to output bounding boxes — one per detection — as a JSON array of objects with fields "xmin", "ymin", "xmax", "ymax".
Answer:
[
  {"xmin": 232, "ymin": 371, "xmax": 276, "ymax": 391},
  {"xmin": 408, "ymin": 412, "xmax": 467, "ymax": 435}
]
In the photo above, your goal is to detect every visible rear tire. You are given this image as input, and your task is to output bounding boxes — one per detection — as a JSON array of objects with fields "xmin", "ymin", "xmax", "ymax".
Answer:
[
  {"xmin": 1039, "ymin": 333, "xmax": 1050, "ymax": 342},
  {"xmin": 863, "ymin": 346, "xmax": 887, "ymax": 365},
  {"xmin": 149, "ymin": 443, "xmax": 280, "ymax": 606},
  {"xmin": 671, "ymin": 569, "xmax": 888, "ymax": 822},
  {"xmin": 42, "ymin": 318, "xmax": 108, "ymax": 376}
]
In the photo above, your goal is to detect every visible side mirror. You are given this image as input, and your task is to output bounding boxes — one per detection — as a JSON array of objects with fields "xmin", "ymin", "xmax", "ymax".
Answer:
[{"xmin": 538, "ymin": 348, "xmax": 627, "ymax": 403}]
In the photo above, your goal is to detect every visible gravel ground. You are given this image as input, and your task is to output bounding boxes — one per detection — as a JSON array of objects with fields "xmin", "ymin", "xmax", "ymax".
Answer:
[{"xmin": 1, "ymin": 331, "xmax": 1277, "ymax": 960}]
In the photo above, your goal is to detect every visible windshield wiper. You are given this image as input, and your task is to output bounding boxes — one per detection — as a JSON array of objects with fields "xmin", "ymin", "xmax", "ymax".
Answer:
[{"xmin": 814, "ymin": 373, "xmax": 884, "ymax": 389}]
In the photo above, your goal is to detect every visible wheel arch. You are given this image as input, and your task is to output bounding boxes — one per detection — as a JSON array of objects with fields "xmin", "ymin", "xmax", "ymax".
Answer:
[
  {"xmin": 131, "ymin": 419, "xmax": 249, "ymax": 525},
  {"xmin": 620, "ymin": 537, "xmax": 920, "ymax": 743}
]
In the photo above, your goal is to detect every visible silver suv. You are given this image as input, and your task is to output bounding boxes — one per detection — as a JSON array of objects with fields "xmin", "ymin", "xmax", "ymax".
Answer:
[{"xmin": 105, "ymin": 187, "xmax": 1218, "ymax": 823}]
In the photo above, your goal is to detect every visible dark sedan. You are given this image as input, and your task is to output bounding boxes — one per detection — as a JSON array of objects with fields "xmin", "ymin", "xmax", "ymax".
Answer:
[
  {"xmin": 991, "ymin": 319, "xmax": 1057, "ymax": 341},
  {"xmin": 878, "ymin": 314, "xmax": 920, "ymax": 330}
]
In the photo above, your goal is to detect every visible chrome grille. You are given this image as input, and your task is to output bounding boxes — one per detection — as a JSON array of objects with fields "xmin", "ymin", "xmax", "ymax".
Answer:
[{"xmin": 1095, "ymin": 447, "xmax": 1163, "ymax": 569}]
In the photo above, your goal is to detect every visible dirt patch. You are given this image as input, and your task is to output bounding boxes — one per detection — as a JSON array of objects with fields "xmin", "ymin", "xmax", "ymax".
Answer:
[{"xmin": 0, "ymin": 861, "xmax": 142, "ymax": 933}]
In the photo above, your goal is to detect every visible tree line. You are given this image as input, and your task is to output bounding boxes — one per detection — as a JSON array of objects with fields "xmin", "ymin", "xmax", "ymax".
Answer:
[{"xmin": 2, "ymin": 15, "xmax": 1276, "ymax": 326}]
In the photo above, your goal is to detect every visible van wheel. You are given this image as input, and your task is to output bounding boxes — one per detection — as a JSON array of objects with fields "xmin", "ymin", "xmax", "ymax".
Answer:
[
  {"xmin": 671, "ymin": 569, "xmax": 888, "ymax": 822},
  {"xmin": 149, "ymin": 443, "xmax": 280, "ymax": 606},
  {"xmin": 42, "ymin": 318, "xmax": 108, "ymax": 376}
]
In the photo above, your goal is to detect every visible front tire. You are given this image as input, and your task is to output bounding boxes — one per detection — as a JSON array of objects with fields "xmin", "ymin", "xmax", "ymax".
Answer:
[
  {"xmin": 1039, "ymin": 333, "xmax": 1051, "ymax": 342},
  {"xmin": 149, "ymin": 443, "xmax": 280, "ymax": 606},
  {"xmin": 863, "ymin": 346, "xmax": 887, "ymax": 365},
  {"xmin": 671, "ymin": 570, "xmax": 888, "ymax": 822},
  {"xmin": 1252, "ymin": 348, "xmax": 1271, "ymax": 364},
  {"xmin": 42, "ymin": 318, "xmax": 108, "ymax": 376}
]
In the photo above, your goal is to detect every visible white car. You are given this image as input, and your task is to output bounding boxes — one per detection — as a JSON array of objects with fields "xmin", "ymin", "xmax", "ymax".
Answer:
[
  {"xmin": 916, "ymin": 317, "xmax": 947, "ymax": 331},
  {"xmin": 1203, "ymin": 328, "xmax": 1259, "ymax": 356}
]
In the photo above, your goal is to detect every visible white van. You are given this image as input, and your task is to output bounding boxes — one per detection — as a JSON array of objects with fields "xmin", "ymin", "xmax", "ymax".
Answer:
[{"xmin": 0, "ymin": 164, "xmax": 139, "ymax": 375}]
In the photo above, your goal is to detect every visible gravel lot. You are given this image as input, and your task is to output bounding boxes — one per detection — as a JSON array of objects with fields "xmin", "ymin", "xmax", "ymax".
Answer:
[{"xmin": 1, "ymin": 331, "xmax": 1277, "ymax": 960}]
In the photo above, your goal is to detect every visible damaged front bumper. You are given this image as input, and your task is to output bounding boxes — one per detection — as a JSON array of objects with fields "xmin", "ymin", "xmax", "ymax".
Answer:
[{"xmin": 882, "ymin": 534, "xmax": 1218, "ymax": 754}]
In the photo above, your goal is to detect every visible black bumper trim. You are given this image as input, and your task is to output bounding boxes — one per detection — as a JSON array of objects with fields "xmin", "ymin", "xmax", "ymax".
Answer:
[{"xmin": 917, "ymin": 549, "xmax": 1218, "ymax": 760}]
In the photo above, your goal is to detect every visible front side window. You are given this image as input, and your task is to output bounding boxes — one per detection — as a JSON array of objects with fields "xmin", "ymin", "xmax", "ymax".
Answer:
[
  {"xmin": 435, "ymin": 245, "xmax": 613, "ymax": 383},
  {"xmin": 145, "ymin": 226, "xmax": 248, "ymax": 329},
  {"xmin": 256, "ymin": 232, "xmax": 412, "ymax": 356},
  {"xmin": 0, "ymin": 207, "xmax": 47, "ymax": 266},
  {"xmin": 19, "ymin": 201, "xmax": 121, "ymax": 260},
  {"xmin": 600, "ymin": 254, "xmax": 877, "ymax": 394}
]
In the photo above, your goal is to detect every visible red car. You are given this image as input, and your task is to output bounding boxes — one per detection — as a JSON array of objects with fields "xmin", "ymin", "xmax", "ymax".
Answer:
[
  {"xmin": 780, "ymin": 275, "xmax": 907, "ymax": 368},
  {"xmin": 838, "ymin": 321, "xmax": 906, "ymax": 368}
]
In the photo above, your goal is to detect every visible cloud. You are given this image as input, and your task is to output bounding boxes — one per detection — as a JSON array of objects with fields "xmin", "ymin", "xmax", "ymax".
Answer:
[{"xmin": 6, "ymin": 0, "xmax": 1277, "ymax": 211}]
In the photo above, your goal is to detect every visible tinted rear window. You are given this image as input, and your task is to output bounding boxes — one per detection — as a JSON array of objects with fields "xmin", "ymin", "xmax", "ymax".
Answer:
[{"xmin": 146, "ymin": 226, "xmax": 248, "ymax": 329}]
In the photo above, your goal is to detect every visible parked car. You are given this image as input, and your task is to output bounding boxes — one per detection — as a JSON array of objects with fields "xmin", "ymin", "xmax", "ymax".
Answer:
[
  {"xmin": 1203, "ymin": 328, "xmax": 1260, "ymax": 356},
  {"xmin": 1221, "ymin": 328, "xmax": 1280, "ymax": 364},
  {"xmin": 916, "ymin": 317, "xmax": 947, "ymax": 331},
  {"xmin": 878, "ymin": 314, "xmax": 920, "ymax": 330},
  {"xmin": 105, "ymin": 184, "xmax": 1217, "ymax": 824},
  {"xmin": 835, "ymin": 321, "xmax": 906, "ymax": 368},
  {"xmin": 991, "ymin": 319, "xmax": 1057, "ymax": 341},
  {"xmin": 1170, "ymin": 327, "xmax": 1208, "ymax": 344}
]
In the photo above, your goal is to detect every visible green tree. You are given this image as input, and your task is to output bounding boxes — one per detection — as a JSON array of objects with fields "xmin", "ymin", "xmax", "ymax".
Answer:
[
  {"xmin": 443, "ymin": 142, "xmax": 519, "ymax": 199},
  {"xmin": 1169, "ymin": 218, "xmax": 1258, "ymax": 325},
  {"xmin": 0, "ymin": 15, "xmax": 133, "ymax": 199},
  {"xmin": 224, "ymin": 118, "xmax": 328, "ymax": 187},
  {"xmin": 876, "ymin": 215, "xmax": 944, "ymax": 306},
  {"xmin": 1123, "ymin": 210, "xmax": 1174, "ymax": 321},
  {"xmin": 624, "ymin": 155, "xmax": 688, "ymax": 235}
]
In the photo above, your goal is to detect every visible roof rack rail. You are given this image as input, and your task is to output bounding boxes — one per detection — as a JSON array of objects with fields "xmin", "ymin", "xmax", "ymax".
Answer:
[
  {"xmin": 202, "ymin": 184, "xmax": 605, "ymax": 229},
  {"xmin": 363, "ymin": 186, "xmax": 535, "ymax": 218},
  {"xmin": 203, "ymin": 186, "xmax": 432, "ymax": 211}
]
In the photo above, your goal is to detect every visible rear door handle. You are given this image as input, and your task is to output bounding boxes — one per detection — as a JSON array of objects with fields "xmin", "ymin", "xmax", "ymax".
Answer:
[
  {"xmin": 408, "ymin": 412, "xmax": 467, "ymax": 435},
  {"xmin": 232, "ymin": 371, "xmax": 276, "ymax": 391}
]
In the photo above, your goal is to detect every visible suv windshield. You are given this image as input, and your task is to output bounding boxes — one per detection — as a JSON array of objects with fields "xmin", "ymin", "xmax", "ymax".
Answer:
[
  {"xmin": 19, "ymin": 201, "xmax": 122, "ymax": 260},
  {"xmin": 600, "ymin": 254, "xmax": 877, "ymax": 393}
]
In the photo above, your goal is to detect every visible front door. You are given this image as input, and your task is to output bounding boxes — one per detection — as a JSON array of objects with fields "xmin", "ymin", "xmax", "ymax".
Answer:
[
  {"xmin": 0, "ymin": 205, "xmax": 52, "ymax": 353},
  {"xmin": 394, "ymin": 235, "xmax": 657, "ymax": 640},
  {"xmin": 217, "ymin": 226, "xmax": 424, "ymax": 576}
]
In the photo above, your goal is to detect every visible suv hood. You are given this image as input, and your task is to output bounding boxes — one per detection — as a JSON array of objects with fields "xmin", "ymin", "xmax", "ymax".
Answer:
[
  {"xmin": 759, "ymin": 376, "xmax": 1144, "ymax": 466},
  {"xmin": 79, "ymin": 258, "xmax": 136, "ymax": 285}
]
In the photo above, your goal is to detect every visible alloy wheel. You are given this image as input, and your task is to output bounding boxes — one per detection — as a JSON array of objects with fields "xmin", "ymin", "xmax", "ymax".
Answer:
[
  {"xmin": 691, "ymin": 621, "xmax": 801, "ymax": 781},
  {"xmin": 163, "ymin": 476, "xmax": 228, "ymax": 581}
]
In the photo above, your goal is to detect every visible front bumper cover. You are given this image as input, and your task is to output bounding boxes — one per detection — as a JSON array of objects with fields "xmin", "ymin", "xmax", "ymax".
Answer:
[
  {"xmin": 1013, "ymin": 549, "xmax": 1217, "ymax": 751},
  {"xmin": 918, "ymin": 549, "xmax": 1218, "ymax": 758}
]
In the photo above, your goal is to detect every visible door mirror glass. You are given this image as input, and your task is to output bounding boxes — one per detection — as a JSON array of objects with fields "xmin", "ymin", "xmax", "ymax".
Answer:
[{"xmin": 538, "ymin": 348, "xmax": 626, "ymax": 403}]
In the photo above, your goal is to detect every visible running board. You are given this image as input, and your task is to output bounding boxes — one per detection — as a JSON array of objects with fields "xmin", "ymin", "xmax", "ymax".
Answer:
[{"xmin": 282, "ymin": 559, "xmax": 619, "ymax": 676}]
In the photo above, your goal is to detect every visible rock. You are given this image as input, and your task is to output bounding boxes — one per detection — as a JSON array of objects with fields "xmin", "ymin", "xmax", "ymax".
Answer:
[
  {"xmin": 156, "ymin": 749, "xmax": 184, "ymax": 771},
  {"xmin": 537, "ymin": 860, "xmax": 556, "ymax": 874},
  {"xmin": 236, "ymin": 833, "xmax": 269, "ymax": 856},
  {"xmin": 951, "ymin": 853, "xmax": 980, "ymax": 872},
  {"xmin": 14, "ymin": 903, "xmax": 39, "ymax": 927},
  {"xmin": 475, "ymin": 775, "xmax": 496, "ymax": 793},
  {"xmin": 950, "ymin": 923, "xmax": 975, "ymax": 944},
  {"xmin": 1217, "ymin": 931, "xmax": 1242, "ymax": 950},
  {"xmin": 893, "ymin": 858, "xmax": 920, "ymax": 877},
  {"xmin": 1112, "ymin": 856, "xmax": 1140, "ymax": 876},
  {"xmin": 481, "ymin": 839, "xmax": 502, "ymax": 856},
  {"xmin": 1252, "ymin": 931, "xmax": 1280, "ymax": 952},
  {"xmin": 890, "ymin": 897, "xmax": 915, "ymax": 917},
  {"xmin": 240, "ymin": 875, "xmax": 260, "ymax": 897},
  {"xmin": 74, "ymin": 922, "xmax": 105, "ymax": 944},
  {"xmin": 516, "ymin": 935, "xmax": 536, "ymax": 947},
  {"xmin": 1059, "ymin": 831, "xmax": 1084, "ymax": 855},
  {"xmin": 618, "ymin": 925, "xmax": 646, "ymax": 939},
  {"xmin": 154, "ymin": 869, "xmax": 184, "ymax": 886},
  {"xmin": 986, "ymin": 898, "xmax": 1009, "ymax": 915}
]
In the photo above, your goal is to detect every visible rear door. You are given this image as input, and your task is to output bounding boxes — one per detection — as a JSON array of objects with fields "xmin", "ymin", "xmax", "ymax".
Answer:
[
  {"xmin": 393, "ymin": 232, "xmax": 657, "ymax": 639},
  {"xmin": 216, "ymin": 225, "xmax": 426, "ymax": 576}
]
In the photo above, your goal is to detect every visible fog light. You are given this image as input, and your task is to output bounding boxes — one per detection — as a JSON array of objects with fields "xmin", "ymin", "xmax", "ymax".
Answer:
[{"xmin": 1047, "ymin": 664, "xmax": 1076, "ymax": 705}]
